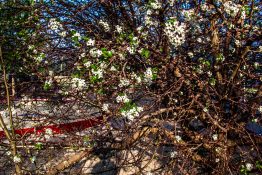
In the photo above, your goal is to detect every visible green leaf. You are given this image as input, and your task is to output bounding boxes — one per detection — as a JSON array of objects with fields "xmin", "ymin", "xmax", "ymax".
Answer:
[
  {"xmin": 256, "ymin": 161, "xmax": 262, "ymax": 169},
  {"xmin": 82, "ymin": 36, "xmax": 89, "ymax": 41},
  {"xmin": 43, "ymin": 82, "xmax": 51, "ymax": 91},
  {"xmin": 90, "ymin": 75, "xmax": 99, "ymax": 83},
  {"xmin": 34, "ymin": 142, "xmax": 43, "ymax": 150},
  {"xmin": 209, "ymin": 78, "xmax": 216, "ymax": 86},
  {"xmin": 141, "ymin": 49, "xmax": 150, "ymax": 59},
  {"xmin": 97, "ymin": 88, "xmax": 104, "ymax": 94}
]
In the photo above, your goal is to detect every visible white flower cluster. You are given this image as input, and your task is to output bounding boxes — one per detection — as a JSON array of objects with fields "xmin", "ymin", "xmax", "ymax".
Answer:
[
  {"xmin": 84, "ymin": 61, "xmax": 91, "ymax": 68},
  {"xmin": 116, "ymin": 93, "xmax": 130, "ymax": 103},
  {"xmin": 79, "ymin": 52, "xmax": 86, "ymax": 59},
  {"xmin": 102, "ymin": 103, "xmax": 109, "ymax": 112},
  {"xmin": 181, "ymin": 9, "xmax": 195, "ymax": 21},
  {"xmin": 170, "ymin": 150, "xmax": 178, "ymax": 158},
  {"xmin": 6, "ymin": 151, "xmax": 12, "ymax": 156},
  {"xmin": 121, "ymin": 106, "xmax": 143, "ymax": 121},
  {"xmin": 99, "ymin": 20, "xmax": 110, "ymax": 32},
  {"xmin": 224, "ymin": 1, "xmax": 240, "ymax": 17},
  {"xmin": 86, "ymin": 38, "xmax": 95, "ymax": 46},
  {"xmin": 145, "ymin": 12, "xmax": 158, "ymax": 26},
  {"xmin": 201, "ymin": 3, "xmax": 210, "ymax": 11},
  {"xmin": 212, "ymin": 134, "xmax": 218, "ymax": 141},
  {"xmin": 245, "ymin": 163, "xmax": 253, "ymax": 171},
  {"xmin": 115, "ymin": 25, "xmax": 123, "ymax": 33},
  {"xmin": 118, "ymin": 53, "xmax": 125, "ymax": 60},
  {"xmin": 91, "ymin": 68, "xmax": 103, "ymax": 79},
  {"xmin": 240, "ymin": 9, "xmax": 246, "ymax": 19},
  {"xmin": 71, "ymin": 78, "xmax": 86, "ymax": 90},
  {"xmin": 48, "ymin": 18, "xmax": 62, "ymax": 30},
  {"xmin": 150, "ymin": 0, "xmax": 161, "ymax": 10},
  {"xmin": 145, "ymin": 8, "xmax": 159, "ymax": 26},
  {"xmin": 89, "ymin": 48, "xmax": 102, "ymax": 58},
  {"xmin": 164, "ymin": 19, "xmax": 186, "ymax": 47},
  {"xmin": 131, "ymin": 73, "xmax": 142, "ymax": 84},
  {"xmin": 259, "ymin": 106, "xmax": 262, "ymax": 113},
  {"xmin": 119, "ymin": 78, "xmax": 130, "ymax": 87},
  {"xmin": 144, "ymin": 67, "xmax": 154, "ymax": 83},
  {"xmin": 127, "ymin": 46, "xmax": 136, "ymax": 55},
  {"xmin": 59, "ymin": 31, "xmax": 66, "ymax": 37},
  {"xmin": 13, "ymin": 155, "xmax": 22, "ymax": 163},
  {"xmin": 175, "ymin": 135, "xmax": 182, "ymax": 142}
]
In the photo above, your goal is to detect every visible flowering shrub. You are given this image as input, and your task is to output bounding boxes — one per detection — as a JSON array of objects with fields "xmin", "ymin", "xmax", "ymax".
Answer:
[{"xmin": 0, "ymin": 0, "xmax": 261, "ymax": 174}]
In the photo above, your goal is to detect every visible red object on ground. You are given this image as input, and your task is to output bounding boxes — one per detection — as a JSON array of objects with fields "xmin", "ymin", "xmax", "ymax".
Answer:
[{"xmin": 0, "ymin": 116, "xmax": 104, "ymax": 139}]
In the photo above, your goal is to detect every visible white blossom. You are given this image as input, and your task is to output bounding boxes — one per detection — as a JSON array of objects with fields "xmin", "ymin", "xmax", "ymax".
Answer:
[
  {"xmin": 131, "ymin": 73, "xmax": 142, "ymax": 84},
  {"xmin": 212, "ymin": 134, "xmax": 218, "ymax": 141},
  {"xmin": 235, "ymin": 40, "xmax": 241, "ymax": 47},
  {"xmin": 59, "ymin": 31, "xmax": 66, "ymax": 37},
  {"xmin": 182, "ymin": 9, "xmax": 194, "ymax": 21},
  {"xmin": 175, "ymin": 135, "xmax": 182, "ymax": 142},
  {"xmin": 170, "ymin": 151, "xmax": 178, "ymax": 158},
  {"xmin": 99, "ymin": 20, "xmax": 110, "ymax": 32},
  {"xmin": 89, "ymin": 48, "xmax": 102, "ymax": 58},
  {"xmin": 91, "ymin": 68, "xmax": 103, "ymax": 79},
  {"xmin": 118, "ymin": 53, "xmax": 125, "ymax": 60},
  {"xmin": 48, "ymin": 18, "xmax": 62, "ymax": 30},
  {"xmin": 146, "ymin": 9, "xmax": 153, "ymax": 15},
  {"xmin": 6, "ymin": 151, "xmax": 12, "ymax": 156},
  {"xmin": 116, "ymin": 94, "xmax": 130, "ymax": 103},
  {"xmin": 84, "ymin": 61, "xmax": 91, "ymax": 68},
  {"xmin": 110, "ymin": 66, "xmax": 117, "ymax": 71},
  {"xmin": 224, "ymin": 1, "xmax": 240, "ymax": 17},
  {"xmin": 258, "ymin": 106, "xmax": 262, "ymax": 113},
  {"xmin": 188, "ymin": 52, "xmax": 194, "ymax": 58},
  {"xmin": 80, "ymin": 53, "xmax": 86, "ymax": 58},
  {"xmin": 102, "ymin": 103, "xmax": 109, "ymax": 112},
  {"xmin": 119, "ymin": 78, "xmax": 130, "ymax": 87},
  {"xmin": 13, "ymin": 155, "xmax": 21, "ymax": 163},
  {"xmin": 86, "ymin": 39, "xmax": 95, "ymax": 46},
  {"xmin": 245, "ymin": 163, "xmax": 253, "ymax": 171},
  {"xmin": 121, "ymin": 105, "xmax": 143, "ymax": 121},
  {"xmin": 164, "ymin": 18, "xmax": 186, "ymax": 47},
  {"xmin": 115, "ymin": 25, "xmax": 123, "ymax": 33},
  {"xmin": 71, "ymin": 78, "xmax": 86, "ymax": 90},
  {"xmin": 150, "ymin": 0, "xmax": 161, "ymax": 10},
  {"xmin": 34, "ymin": 53, "xmax": 45, "ymax": 62},
  {"xmin": 28, "ymin": 45, "xmax": 34, "ymax": 50},
  {"xmin": 127, "ymin": 46, "xmax": 135, "ymax": 54},
  {"xmin": 144, "ymin": 68, "xmax": 154, "ymax": 83}
]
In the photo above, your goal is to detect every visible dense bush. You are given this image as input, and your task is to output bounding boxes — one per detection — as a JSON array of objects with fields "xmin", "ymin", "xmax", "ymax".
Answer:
[{"xmin": 0, "ymin": 0, "xmax": 261, "ymax": 174}]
